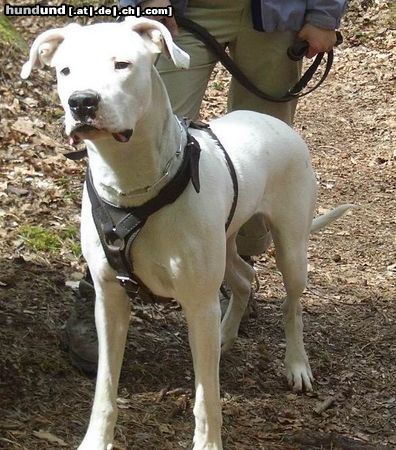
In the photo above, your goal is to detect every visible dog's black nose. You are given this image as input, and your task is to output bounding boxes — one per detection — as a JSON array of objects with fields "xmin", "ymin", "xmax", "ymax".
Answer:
[{"xmin": 68, "ymin": 90, "xmax": 100, "ymax": 120}]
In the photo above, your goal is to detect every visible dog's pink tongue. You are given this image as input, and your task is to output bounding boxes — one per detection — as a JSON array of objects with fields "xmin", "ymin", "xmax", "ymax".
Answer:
[
  {"xmin": 112, "ymin": 132, "xmax": 129, "ymax": 143},
  {"xmin": 112, "ymin": 130, "xmax": 133, "ymax": 143},
  {"xmin": 69, "ymin": 135, "xmax": 81, "ymax": 146}
]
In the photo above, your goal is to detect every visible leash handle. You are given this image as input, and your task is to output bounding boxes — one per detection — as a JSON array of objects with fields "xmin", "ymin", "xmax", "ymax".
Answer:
[
  {"xmin": 175, "ymin": 14, "xmax": 341, "ymax": 103},
  {"xmin": 287, "ymin": 31, "xmax": 343, "ymax": 61}
]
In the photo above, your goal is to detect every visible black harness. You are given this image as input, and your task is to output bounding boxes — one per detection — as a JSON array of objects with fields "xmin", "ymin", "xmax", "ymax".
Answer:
[{"xmin": 84, "ymin": 121, "xmax": 238, "ymax": 299}]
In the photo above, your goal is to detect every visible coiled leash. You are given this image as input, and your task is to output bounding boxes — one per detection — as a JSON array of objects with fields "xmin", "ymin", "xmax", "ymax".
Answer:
[{"xmin": 175, "ymin": 14, "xmax": 343, "ymax": 102}]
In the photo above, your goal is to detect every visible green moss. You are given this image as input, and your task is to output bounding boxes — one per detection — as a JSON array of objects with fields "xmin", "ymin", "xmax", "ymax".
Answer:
[{"xmin": 0, "ymin": 14, "xmax": 27, "ymax": 50}]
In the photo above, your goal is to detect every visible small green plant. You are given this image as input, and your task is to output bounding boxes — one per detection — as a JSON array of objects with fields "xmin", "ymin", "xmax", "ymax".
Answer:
[
  {"xmin": 69, "ymin": 242, "xmax": 82, "ymax": 257},
  {"xmin": 19, "ymin": 224, "xmax": 81, "ymax": 256},
  {"xmin": 62, "ymin": 225, "xmax": 81, "ymax": 257},
  {"xmin": 54, "ymin": 177, "xmax": 83, "ymax": 202},
  {"xmin": 61, "ymin": 225, "xmax": 79, "ymax": 240},
  {"xmin": 19, "ymin": 225, "xmax": 62, "ymax": 252},
  {"xmin": 211, "ymin": 81, "xmax": 225, "ymax": 91}
]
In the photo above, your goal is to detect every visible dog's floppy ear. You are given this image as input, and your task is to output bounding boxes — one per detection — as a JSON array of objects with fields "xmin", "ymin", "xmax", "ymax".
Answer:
[
  {"xmin": 21, "ymin": 24, "xmax": 80, "ymax": 79},
  {"xmin": 125, "ymin": 17, "xmax": 190, "ymax": 69}
]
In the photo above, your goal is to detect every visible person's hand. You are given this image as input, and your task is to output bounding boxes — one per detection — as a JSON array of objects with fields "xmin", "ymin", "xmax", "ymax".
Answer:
[
  {"xmin": 298, "ymin": 23, "xmax": 337, "ymax": 58},
  {"xmin": 141, "ymin": 0, "xmax": 178, "ymax": 36}
]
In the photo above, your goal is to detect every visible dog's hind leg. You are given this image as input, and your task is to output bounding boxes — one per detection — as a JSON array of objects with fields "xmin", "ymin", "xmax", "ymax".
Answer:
[
  {"xmin": 221, "ymin": 233, "xmax": 255, "ymax": 353},
  {"xmin": 78, "ymin": 278, "xmax": 130, "ymax": 450},
  {"xmin": 271, "ymin": 221, "xmax": 313, "ymax": 392},
  {"xmin": 182, "ymin": 293, "xmax": 223, "ymax": 450}
]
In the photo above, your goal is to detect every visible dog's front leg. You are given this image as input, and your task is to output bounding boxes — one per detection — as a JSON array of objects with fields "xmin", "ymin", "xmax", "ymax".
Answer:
[
  {"xmin": 78, "ymin": 279, "xmax": 130, "ymax": 450},
  {"xmin": 183, "ymin": 296, "xmax": 223, "ymax": 450}
]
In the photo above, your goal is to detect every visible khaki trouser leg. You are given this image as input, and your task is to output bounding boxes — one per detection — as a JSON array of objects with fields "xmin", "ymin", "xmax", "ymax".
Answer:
[
  {"xmin": 156, "ymin": 0, "xmax": 242, "ymax": 118},
  {"xmin": 226, "ymin": 5, "xmax": 301, "ymax": 125}
]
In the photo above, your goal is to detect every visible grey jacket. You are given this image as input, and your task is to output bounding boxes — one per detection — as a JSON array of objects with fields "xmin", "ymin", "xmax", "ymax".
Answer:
[{"xmin": 119, "ymin": 0, "xmax": 347, "ymax": 32}]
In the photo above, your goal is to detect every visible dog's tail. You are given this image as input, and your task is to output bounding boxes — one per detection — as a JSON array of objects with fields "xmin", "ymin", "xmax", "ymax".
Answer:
[{"xmin": 311, "ymin": 204, "xmax": 356, "ymax": 233}]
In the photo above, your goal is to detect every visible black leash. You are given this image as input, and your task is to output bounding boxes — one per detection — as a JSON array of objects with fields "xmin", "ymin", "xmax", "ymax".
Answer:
[{"xmin": 175, "ymin": 14, "xmax": 343, "ymax": 103}]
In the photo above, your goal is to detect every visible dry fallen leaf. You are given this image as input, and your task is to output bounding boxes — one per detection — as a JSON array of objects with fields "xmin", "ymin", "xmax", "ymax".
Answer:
[
  {"xmin": 32, "ymin": 132, "xmax": 59, "ymax": 148},
  {"xmin": 32, "ymin": 430, "xmax": 68, "ymax": 447},
  {"xmin": 11, "ymin": 117, "xmax": 36, "ymax": 136}
]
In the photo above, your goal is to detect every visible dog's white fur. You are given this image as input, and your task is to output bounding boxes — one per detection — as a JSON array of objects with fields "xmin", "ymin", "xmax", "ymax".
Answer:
[{"xmin": 23, "ymin": 18, "xmax": 352, "ymax": 450}]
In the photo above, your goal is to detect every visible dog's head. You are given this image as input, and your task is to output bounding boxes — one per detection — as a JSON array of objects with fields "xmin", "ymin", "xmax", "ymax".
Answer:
[{"xmin": 21, "ymin": 18, "xmax": 190, "ymax": 144}]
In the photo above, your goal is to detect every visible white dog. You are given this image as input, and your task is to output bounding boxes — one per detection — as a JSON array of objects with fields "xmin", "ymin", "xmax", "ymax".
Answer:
[{"xmin": 22, "ymin": 18, "xmax": 352, "ymax": 450}]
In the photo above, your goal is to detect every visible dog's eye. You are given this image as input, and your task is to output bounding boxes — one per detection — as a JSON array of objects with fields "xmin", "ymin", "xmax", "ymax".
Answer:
[
  {"xmin": 114, "ymin": 61, "xmax": 130, "ymax": 70},
  {"xmin": 60, "ymin": 67, "xmax": 70, "ymax": 76}
]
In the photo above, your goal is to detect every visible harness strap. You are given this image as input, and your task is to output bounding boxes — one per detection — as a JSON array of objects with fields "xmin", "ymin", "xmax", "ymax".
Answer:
[
  {"xmin": 86, "ymin": 169, "xmax": 140, "ymax": 294},
  {"xmin": 85, "ymin": 124, "xmax": 238, "ymax": 299},
  {"xmin": 175, "ymin": 14, "xmax": 341, "ymax": 103},
  {"xmin": 110, "ymin": 134, "xmax": 201, "ymax": 239},
  {"xmin": 188, "ymin": 121, "xmax": 238, "ymax": 230},
  {"xmin": 64, "ymin": 148, "xmax": 88, "ymax": 160},
  {"xmin": 86, "ymin": 131, "xmax": 201, "ymax": 298}
]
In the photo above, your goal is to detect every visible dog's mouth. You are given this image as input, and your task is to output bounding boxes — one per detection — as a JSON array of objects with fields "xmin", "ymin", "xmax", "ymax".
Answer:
[
  {"xmin": 69, "ymin": 124, "xmax": 134, "ymax": 145},
  {"xmin": 112, "ymin": 129, "xmax": 134, "ymax": 143}
]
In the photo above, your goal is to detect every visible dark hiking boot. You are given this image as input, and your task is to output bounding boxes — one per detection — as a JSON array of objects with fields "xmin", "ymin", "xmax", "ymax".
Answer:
[
  {"xmin": 61, "ymin": 278, "xmax": 98, "ymax": 376},
  {"xmin": 61, "ymin": 271, "xmax": 163, "ymax": 376},
  {"xmin": 61, "ymin": 274, "xmax": 161, "ymax": 376}
]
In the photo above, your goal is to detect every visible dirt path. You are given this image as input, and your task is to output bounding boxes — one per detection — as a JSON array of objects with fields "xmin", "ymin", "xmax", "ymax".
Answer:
[{"xmin": 0, "ymin": 1, "xmax": 395, "ymax": 449}]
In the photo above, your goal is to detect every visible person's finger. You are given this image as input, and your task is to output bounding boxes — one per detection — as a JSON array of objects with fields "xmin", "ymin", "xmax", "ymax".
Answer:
[{"xmin": 307, "ymin": 47, "xmax": 319, "ymax": 58}]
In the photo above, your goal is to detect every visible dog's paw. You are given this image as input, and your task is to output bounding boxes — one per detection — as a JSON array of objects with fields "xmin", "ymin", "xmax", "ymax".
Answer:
[
  {"xmin": 78, "ymin": 440, "xmax": 113, "ymax": 450},
  {"xmin": 220, "ymin": 323, "xmax": 239, "ymax": 354},
  {"xmin": 285, "ymin": 355, "xmax": 313, "ymax": 392},
  {"xmin": 193, "ymin": 437, "xmax": 223, "ymax": 450},
  {"xmin": 220, "ymin": 333, "xmax": 237, "ymax": 354}
]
